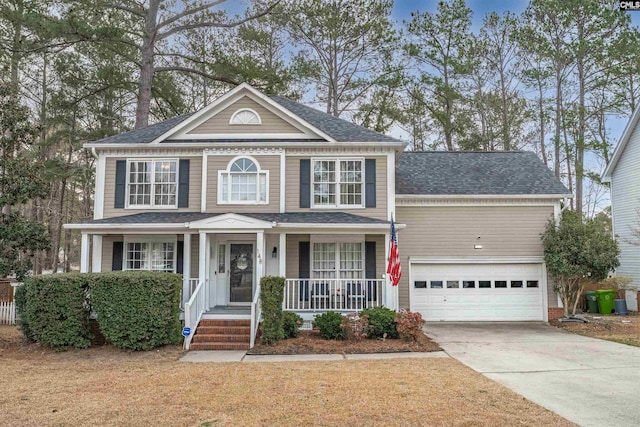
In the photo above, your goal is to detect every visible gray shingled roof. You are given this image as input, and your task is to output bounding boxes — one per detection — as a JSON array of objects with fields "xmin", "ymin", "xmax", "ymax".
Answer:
[
  {"xmin": 87, "ymin": 94, "xmax": 403, "ymax": 145},
  {"xmin": 396, "ymin": 151, "xmax": 571, "ymax": 196},
  {"xmin": 80, "ymin": 212, "xmax": 389, "ymax": 225},
  {"xmin": 269, "ymin": 96, "xmax": 402, "ymax": 143},
  {"xmin": 90, "ymin": 114, "xmax": 193, "ymax": 145}
]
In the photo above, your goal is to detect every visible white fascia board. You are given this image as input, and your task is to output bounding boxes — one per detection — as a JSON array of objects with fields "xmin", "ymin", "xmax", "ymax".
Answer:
[
  {"xmin": 63, "ymin": 223, "xmax": 188, "ymax": 231},
  {"xmin": 274, "ymin": 223, "xmax": 402, "ymax": 230},
  {"xmin": 395, "ymin": 193, "xmax": 573, "ymax": 200},
  {"xmin": 408, "ymin": 256, "xmax": 545, "ymax": 264},
  {"xmin": 602, "ymin": 106, "xmax": 640, "ymax": 181},
  {"xmin": 85, "ymin": 140, "xmax": 407, "ymax": 150}
]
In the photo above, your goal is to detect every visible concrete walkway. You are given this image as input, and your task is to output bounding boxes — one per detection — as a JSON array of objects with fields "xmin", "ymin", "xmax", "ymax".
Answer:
[
  {"xmin": 425, "ymin": 322, "xmax": 640, "ymax": 427},
  {"xmin": 180, "ymin": 350, "xmax": 449, "ymax": 363}
]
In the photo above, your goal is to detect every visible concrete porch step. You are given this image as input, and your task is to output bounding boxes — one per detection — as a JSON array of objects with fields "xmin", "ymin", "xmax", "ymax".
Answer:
[
  {"xmin": 190, "ymin": 342, "xmax": 250, "ymax": 351},
  {"xmin": 193, "ymin": 334, "xmax": 249, "ymax": 343}
]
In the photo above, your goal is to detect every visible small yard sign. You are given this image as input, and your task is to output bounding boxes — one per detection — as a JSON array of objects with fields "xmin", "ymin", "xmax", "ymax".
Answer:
[{"xmin": 182, "ymin": 327, "xmax": 191, "ymax": 337}]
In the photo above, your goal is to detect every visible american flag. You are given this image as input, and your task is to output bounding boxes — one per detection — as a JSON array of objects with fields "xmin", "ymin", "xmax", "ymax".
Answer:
[{"xmin": 387, "ymin": 214, "xmax": 401, "ymax": 287}]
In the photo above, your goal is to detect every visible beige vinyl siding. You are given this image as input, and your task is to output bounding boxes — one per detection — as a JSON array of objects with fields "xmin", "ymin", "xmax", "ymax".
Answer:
[
  {"xmin": 286, "ymin": 234, "xmax": 309, "ymax": 278},
  {"xmin": 101, "ymin": 235, "xmax": 122, "ymax": 271},
  {"xmin": 611, "ymin": 122, "xmax": 640, "ymax": 296},
  {"xmin": 188, "ymin": 96, "xmax": 301, "ymax": 134},
  {"xmin": 365, "ymin": 234, "xmax": 386, "ymax": 279},
  {"xmin": 206, "ymin": 154, "xmax": 280, "ymax": 213},
  {"xmin": 396, "ymin": 205, "xmax": 554, "ymax": 309},
  {"xmin": 190, "ymin": 236, "xmax": 199, "ymax": 279},
  {"xmin": 285, "ymin": 155, "xmax": 388, "ymax": 220},
  {"xmin": 103, "ymin": 157, "xmax": 202, "ymax": 219}
]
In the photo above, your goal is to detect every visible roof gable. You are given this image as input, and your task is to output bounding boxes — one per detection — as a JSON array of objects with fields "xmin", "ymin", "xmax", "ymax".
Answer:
[{"xmin": 602, "ymin": 107, "xmax": 640, "ymax": 181}]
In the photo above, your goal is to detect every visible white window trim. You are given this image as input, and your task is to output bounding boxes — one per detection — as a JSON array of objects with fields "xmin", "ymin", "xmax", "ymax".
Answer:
[
  {"xmin": 229, "ymin": 108, "xmax": 262, "ymax": 125},
  {"xmin": 217, "ymin": 155, "xmax": 269, "ymax": 205},
  {"xmin": 310, "ymin": 237, "xmax": 365, "ymax": 279},
  {"xmin": 125, "ymin": 158, "xmax": 179, "ymax": 209},
  {"xmin": 310, "ymin": 157, "xmax": 365, "ymax": 209},
  {"xmin": 123, "ymin": 236, "xmax": 178, "ymax": 273}
]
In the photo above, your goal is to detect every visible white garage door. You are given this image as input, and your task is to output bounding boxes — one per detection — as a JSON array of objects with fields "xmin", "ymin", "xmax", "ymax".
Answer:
[{"xmin": 410, "ymin": 263, "xmax": 544, "ymax": 321}]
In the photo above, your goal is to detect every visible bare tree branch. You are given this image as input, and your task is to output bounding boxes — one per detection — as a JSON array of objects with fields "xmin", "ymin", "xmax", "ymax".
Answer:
[
  {"xmin": 154, "ymin": 66, "xmax": 239, "ymax": 86},
  {"xmin": 157, "ymin": 0, "xmax": 227, "ymax": 30},
  {"xmin": 157, "ymin": 2, "xmax": 280, "ymax": 40}
]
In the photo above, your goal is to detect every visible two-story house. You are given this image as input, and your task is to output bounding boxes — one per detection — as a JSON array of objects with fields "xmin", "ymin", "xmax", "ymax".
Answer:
[{"xmin": 65, "ymin": 84, "xmax": 571, "ymax": 350}]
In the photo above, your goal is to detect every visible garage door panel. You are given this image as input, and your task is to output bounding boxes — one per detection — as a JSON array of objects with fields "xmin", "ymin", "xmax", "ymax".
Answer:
[{"xmin": 410, "ymin": 263, "xmax": 544, "ymax": 321}]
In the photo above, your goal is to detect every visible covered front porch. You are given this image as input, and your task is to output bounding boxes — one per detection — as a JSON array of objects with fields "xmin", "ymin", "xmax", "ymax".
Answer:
[{"xmin": 69, "ymin": 211, "xmax": 398, "ymax": 348}]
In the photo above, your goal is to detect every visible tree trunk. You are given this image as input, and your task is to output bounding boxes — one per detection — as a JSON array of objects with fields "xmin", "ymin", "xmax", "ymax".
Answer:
[
  {"xmin": 538, "ymin": 79, "xmax": 548, "ymax": 166},
  {"xmin": 134, "ymin": 0, "xmax": 160, "ymax": 129},
  {"xmin": 554, "ymin": 67, "xmax": 562, "ymax": 179}
]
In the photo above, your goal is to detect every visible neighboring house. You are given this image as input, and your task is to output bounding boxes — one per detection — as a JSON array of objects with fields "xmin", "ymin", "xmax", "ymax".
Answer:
[
  {"xmin": 602, "ymin": 108, "xmax": 640, "ymax": 311},
  {"xmin": 64, "ymin": 84, "xmax": 571, "ymax": 350}
]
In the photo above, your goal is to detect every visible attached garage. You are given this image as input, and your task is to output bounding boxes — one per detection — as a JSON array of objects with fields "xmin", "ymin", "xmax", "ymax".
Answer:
[{"xmin": 409, "ymin": 261, "xmax": 547, "ymax": 321}]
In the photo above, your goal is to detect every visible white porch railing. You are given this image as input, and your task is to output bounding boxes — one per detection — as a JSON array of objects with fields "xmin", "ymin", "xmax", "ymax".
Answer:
[
  {"xmin": 0, "ymin": 301, "xmax": 16, "ymax": 325},
  {"xmin": 249, "ymin": 283, "xmax": 261, "ymax": 348},
  {"xmin": 183, "ymin": 279, "xmax": 206, "ymax": 350},
  {"xmin": 283, "ymin": 278, "xmax": 386, "ymax": 312},
  {"xmin": 188, "ymin": 278, "xmax": 201, "ymax": 297}
]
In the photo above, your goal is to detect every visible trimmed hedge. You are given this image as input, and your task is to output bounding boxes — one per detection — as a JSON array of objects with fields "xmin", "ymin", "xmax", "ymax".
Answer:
[
  {"xmin": 259, "ymin": 276, "xmax": 286, "ymax": 344},
  {"xmin": 19, "ymin": 274, "xmax": 93, "ymax": 348},
  {"xmin": 91, "ymin": 272, "xmax": 182, "ymax": 350},
  {"xmin": 16, "ymin": 271, "xmax": 182, "ymax": 351}
]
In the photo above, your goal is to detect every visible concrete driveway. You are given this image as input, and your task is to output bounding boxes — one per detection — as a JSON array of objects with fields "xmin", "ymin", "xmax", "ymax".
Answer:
[{"xmin": 425, "ymin": 322, "xmax": 640, "ymax": 427}]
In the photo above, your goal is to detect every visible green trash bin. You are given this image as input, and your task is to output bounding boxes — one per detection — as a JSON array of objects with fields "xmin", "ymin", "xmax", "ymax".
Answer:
[
  {"xmin": 585, "ymin": 291, "xmax": 598, "ymax": 313},
  {"xmin": 595, "ymin": 289, "xmax": 616, "ymax": 314}
]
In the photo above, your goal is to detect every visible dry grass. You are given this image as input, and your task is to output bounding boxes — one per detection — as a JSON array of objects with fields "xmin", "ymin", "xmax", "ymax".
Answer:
[
  {"xmin": 0, "ymin": 326, "xmax": 574, "ymax": 427},
  {"xmin": 552, "ymin": 312, "xmax": 640, "ymax": 347},
  {"xmin": 249, "ymin": 330, "xmax": 441, "ymax": 354}
]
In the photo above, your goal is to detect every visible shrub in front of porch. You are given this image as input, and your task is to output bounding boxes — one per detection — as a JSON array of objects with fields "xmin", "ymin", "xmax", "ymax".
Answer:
[
  {"xmin": 360, "ymin": 306, "xmax": 399, "ymax": 339},
  {"xmin": 312, "ymin": 311, "xmax": 345, "ymax": 340},
  {"xmin": 259, "ymin": 276, "xmax": 286, "ymax": 344},
  {"xmin": 91, "ymin": 272, "xmax": 182, "ymax": 350},
  {"xmin": 394, "ymin": 309, "xmax": 425, "ymax": 342},
  {"xmin": 283, "ymin": 312, "xmax": 303, "ymax": 338},
  {"xmin": 17, "ymin": 274, "xmax": 93, "ymax": 349}
]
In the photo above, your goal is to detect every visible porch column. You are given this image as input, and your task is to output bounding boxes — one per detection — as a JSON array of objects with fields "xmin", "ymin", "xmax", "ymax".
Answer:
[
  {"xmin": 256, "ymin": 231, "xmax": 265, "ymax": 286},
  {"xmin": 80, "ymin": 233, "xmax": 90, "ymax": 273},
  {"xmin": 198, "ymin": 232, "xmax": 207, "ymax": 287},
  {"xmin": 279, "ymin": 233, "xmax": 286, "ymax": 278},
  {"xmin": 182, "ymin": 233, "xmax": 191, "ymax": 305},
  {"xmin": 91, "ymin": 235, "xmax": 102, "ymax": 272},
  {"xmin": 384, "ymin": 231, "xmax": 393, "ymax": 310}
]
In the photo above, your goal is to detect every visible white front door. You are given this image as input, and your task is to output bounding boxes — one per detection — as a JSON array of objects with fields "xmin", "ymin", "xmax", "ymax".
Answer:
[
  {"xmin": 410, "ymin": 263, "xmax": 545, "ymax": 321},
  {"xmin": 214, "ymin": 243, "xmax": 228, "ymax": 306}
]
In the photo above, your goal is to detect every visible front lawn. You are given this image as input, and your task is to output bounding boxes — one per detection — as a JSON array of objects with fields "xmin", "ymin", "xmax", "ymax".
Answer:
[
  {"xmin": 552, "ymin": 312, "xmax": 640, "ymax": 347},
  {"xmin": 0, "ymin": 325, "xmax": 573, "ymax": 426}
]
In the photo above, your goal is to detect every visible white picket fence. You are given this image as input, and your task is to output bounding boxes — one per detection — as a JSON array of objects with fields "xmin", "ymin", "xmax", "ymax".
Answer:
[{"xmin": 0, "ymin": 301, "xmax": 16, "ymax": 325}]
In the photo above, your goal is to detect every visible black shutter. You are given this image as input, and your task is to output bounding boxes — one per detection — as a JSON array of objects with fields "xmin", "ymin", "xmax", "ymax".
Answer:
[
  {"xmin": 112, "ymin": 241, "xmax": 124, "ymax": 271},
  {"xmin": 365, "ymin": 241, "xmax": 376, "ymax": 279},
  {"xmin": 178, "ymin": 159, "xmax": 190, "ymax": 208},
  {"xmin": 300, "ymin": 159, "xmax": 311, "ymax": 208},
  {"xmin": 299, "ymin": 241, "xmax": 310, "ymax": 301},
  {"xmin": 176, "ymin": 241, "xmax": 184, "ymax": 274},
  {"xmin": 365, "ymin": 241, "xmax": 377, "ymax": 302},
  {"xmin": 114, "ymin": 160, "xmax": 127, "ymax": 208},
  {"xmin": 365, "ymin": 159, "xmax": 376, "ymax": 208}
]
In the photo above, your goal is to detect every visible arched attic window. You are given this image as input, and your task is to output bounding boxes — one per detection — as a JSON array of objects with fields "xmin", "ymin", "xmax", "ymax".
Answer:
[
  {"xmin": 229, "ymin": 108, "xmax": 261, "ymax": 125},
  {"xmin": 218, "ymin": 157, "xmax": 268, "ymax": 204}
]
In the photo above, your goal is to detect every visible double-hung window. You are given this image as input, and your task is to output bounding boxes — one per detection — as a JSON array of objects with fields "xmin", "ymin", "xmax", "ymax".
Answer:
[
  {"xmin": 312, "ymin": 241, "xmax": 364, "ymax": 279},
  {"xmin": 218, "ymin": 157, "xmax": 268, "ymax": 204},
  {"xmin": 125, "ymin": 240, "xmax": 176, "ymax": 272},
  {"xmin": 312, "ymin": 159, "xmax": 363, "ymax": 208},
  {"xmin": 127, "ymin": 159, "xmax": 177, "ymax": 208}
]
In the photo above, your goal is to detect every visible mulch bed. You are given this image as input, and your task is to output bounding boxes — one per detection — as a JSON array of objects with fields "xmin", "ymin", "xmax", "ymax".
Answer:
[{"xmin": 248, "ymin": 329, "xmax": 441, "ymax": 355}]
